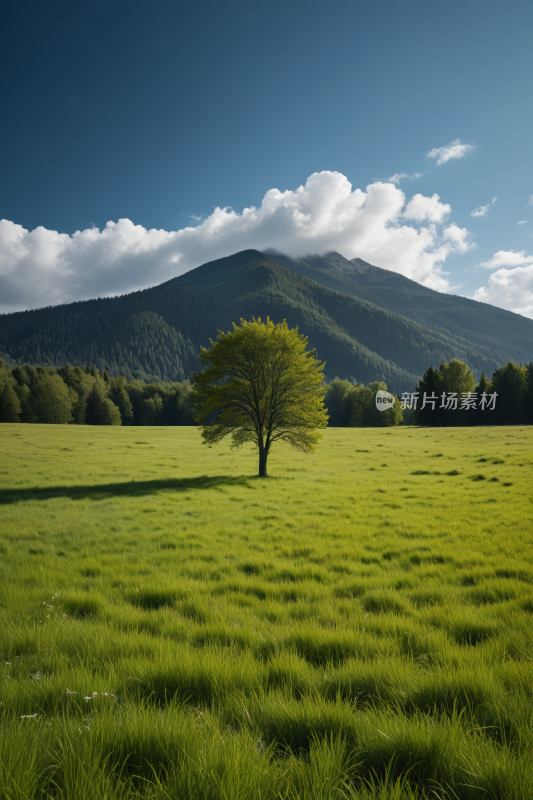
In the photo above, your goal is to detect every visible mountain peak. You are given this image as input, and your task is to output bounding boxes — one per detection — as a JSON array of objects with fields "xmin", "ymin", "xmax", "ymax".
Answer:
[{"xmin": 161, "ymin": 249, "xmax": 280, "ymax": 290}]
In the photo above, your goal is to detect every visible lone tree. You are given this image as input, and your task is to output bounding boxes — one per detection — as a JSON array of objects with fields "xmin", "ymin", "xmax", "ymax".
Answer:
[{"xmin": 193, "ymin": 318, "xmax": 328, "ymax": 477}]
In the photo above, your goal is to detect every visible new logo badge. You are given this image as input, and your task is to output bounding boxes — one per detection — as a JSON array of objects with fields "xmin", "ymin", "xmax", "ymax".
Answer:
[{"xmin": 375, "ymin": 390, "xmax": 395, "ymax": 411}]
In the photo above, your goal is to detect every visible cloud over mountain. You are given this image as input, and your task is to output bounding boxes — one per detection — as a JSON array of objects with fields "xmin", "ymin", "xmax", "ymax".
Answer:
[
  {"xmin": 472, "ymin": 249, "xmax": 533, "ymax": 317},
  {"xmin": 0, "ymin": 171, "xmax": 474, "ymax": 312},
  {"xmin": 474, "ymin": 264, "xmax": 533, "ymax": 318}
]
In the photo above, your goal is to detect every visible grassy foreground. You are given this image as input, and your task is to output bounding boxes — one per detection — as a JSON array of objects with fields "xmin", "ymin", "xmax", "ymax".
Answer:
[{"xmin": 0, "ymin": 423, "xmax": 532, "ymax": 800}]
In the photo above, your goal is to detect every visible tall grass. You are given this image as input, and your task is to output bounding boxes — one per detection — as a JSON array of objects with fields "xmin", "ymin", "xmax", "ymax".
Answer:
[{"xmin": 0, "ymin": 423, "xmax": 532, "ymax": 798}]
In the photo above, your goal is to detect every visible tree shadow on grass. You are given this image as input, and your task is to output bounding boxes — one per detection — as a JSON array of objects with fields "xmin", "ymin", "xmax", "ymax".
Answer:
[{"xmin": 0, "ymin": 475, "xmax": 273, "ymax": 505}]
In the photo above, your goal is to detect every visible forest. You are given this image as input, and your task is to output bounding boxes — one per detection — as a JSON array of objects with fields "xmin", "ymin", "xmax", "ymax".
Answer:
[{"xmin": 1, "ymin": 355, "xmax": 532, "ymax": 427}]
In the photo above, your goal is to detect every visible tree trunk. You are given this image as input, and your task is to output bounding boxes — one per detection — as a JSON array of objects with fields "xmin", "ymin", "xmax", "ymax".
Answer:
[{"xmin": 258, "ymin": 449, "xmax": 268, "ymax": 477}]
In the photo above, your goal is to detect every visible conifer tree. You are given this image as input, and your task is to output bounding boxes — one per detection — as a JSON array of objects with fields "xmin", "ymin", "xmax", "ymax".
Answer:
[
  {"xmin": 491, "ymin": 362, "xmax": 528, "ymax": 424},
  {"xmin": 414, "ymin": 366, "xmax": 441, "ymax": 427}
]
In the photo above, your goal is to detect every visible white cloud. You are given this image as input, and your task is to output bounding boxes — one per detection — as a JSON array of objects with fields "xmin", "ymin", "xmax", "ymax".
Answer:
[
  {"xmin": 443, "ymin": 224, "xmax": 476, "ymax": 254},
  {"xmin": 517, "ymin": 220, "xmax": 527, "ymax": 225},
  {"xmin": 470, "ymin": 204, "xmax": 490, "ymax": 218},
  {"xmin": 403, "ymin": 193, "xmax": 451, "ymax": 223},
  {"xmin": 387, "ymin": 172, "xmax": 422, "ymax": 184},
  {"xmin": 491, "ymin": 197, "xmax": 497, "ymax": 204},
  {"xmin": 426, "ymin": 138, "xmax": 476, "ymax": 165},
  {"xmin": 480, "ymin": 249, "xmax": 533, "ymax": 269},
  {"xmin": 0, "ymin": 171, "xmax": 476, "ymax": 312},
  {"xmin": 527, "ymin": 194, "xmax": 533, "ymax": 206},
  {"xmin": 474, "ymin": 265, "xmax": 533, "ymax": 318}
]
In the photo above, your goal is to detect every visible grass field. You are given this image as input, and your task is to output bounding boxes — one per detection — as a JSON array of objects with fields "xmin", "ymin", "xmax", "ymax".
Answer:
[{"xmin": 0, "ymin": 423, "xmax": 532, "ymax": 799}]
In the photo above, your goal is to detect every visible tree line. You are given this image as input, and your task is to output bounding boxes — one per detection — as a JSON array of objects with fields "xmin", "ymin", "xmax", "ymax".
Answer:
[
  {"xmin": 1, "ymin": 355, "xmax": 533, "ymax": 428},
  {"xmin": 0, "ymin": 358, "xmax": 195, "ymax": 426},
  {"xmin": 411, "ymin": 359, "xmax": 533, "ymax": 426},
  {"xmin": 324, "ymin": 358, "xmax": 533, "ymax": 427}
]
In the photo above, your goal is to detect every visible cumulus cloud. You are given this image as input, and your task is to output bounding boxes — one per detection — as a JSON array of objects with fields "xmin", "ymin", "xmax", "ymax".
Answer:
[
  {"xmin": 474, "ymin": 264, "xmax": 533, "ymax": 318},
  {"xmin": 443, "ymin": 224, "xmax": 476, "ymax": 254},
  {"xmin": 403, "ymin": 193, "xmax": 451, "ymax": 223},
  {"xmin": 426, "ymin": 138, "xmax": 476, "ymax": 165},
  {"xmin": 480, "ymin": 249, "xmax": 533, "ymax": 269},
  {"xmin": 387, "ymin": 172, "xmax": 422, "ymax": 184},
  {"xmin": 517, "ymin": 220, "xmax": 527, "ymax": 225},
  {"xmin": 0, "ymin": 171, "xmax": 476, "ymax": 312},
  {"xmin": 470, "ymin": 204, "xmax": 491, "ymax": 218},
  {"xmin": 492, "ymin": 197, "xmax": 497, "ymax": 204}
]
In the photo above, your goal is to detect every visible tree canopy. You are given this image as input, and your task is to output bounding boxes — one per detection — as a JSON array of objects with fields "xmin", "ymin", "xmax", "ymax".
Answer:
[
  {"xmin": 32, "ymin": 373, "xmax": 74, "ymax": 424},
  {"xmin": 413, "ymin": 360, "xmax": 476, "ymax": 427},
  {"xmin": 193, "ymin": 318, "xmax": 329, "ymax": 476}
]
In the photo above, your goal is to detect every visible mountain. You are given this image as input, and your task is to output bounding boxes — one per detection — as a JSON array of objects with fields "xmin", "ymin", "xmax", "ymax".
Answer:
[
  {"xmin": 263, "ymin": 249, "xmax": 533, "ymax": 365},
  {"xmin": 1, "ymin": 249, "xmax": 532, "ymax": 394}
]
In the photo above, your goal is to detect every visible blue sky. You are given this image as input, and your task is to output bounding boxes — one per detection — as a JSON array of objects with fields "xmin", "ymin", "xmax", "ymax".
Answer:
[{"xmin": 1, "ymin": 0, "xmax": 532, "ymax": 316}]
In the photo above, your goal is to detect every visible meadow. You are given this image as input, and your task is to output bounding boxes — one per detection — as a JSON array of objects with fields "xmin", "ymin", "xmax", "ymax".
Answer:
[{"xmin": 0, "ymin": 423, "xmax": 532, "ymax": 799}]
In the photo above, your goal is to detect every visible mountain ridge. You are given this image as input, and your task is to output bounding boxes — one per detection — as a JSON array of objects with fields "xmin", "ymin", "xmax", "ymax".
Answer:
[
  {"xmin": 263, "ymin": 249, "xmax": 533, "ymax": 363},
  {"xmin": 1, "ymin": 248, "xmax": 532, "ymax": 394}
]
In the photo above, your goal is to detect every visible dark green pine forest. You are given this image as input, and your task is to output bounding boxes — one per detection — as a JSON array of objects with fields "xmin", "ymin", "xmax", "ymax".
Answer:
[{"xmin": 1, "ymin": 249, "xmax": 533, "ymax": 395}]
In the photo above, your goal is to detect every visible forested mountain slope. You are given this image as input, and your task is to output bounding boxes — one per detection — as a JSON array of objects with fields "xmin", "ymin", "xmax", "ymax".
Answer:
[
  {"xmin": 1, "ymin": 249, "xmax": 531, "ymax": 393},
  {"xmin": 264, "ymin": 249, "xmax": 533, "ymax": 364},
  {"xmin": 165, "ymin": 251, "xmax": 505, "ymax": 385}
]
